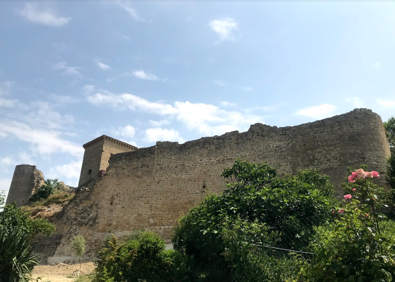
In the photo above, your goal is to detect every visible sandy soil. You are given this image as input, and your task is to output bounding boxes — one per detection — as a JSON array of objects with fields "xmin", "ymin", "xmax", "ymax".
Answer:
[{"xmin": 32, "ymin": 262, "xmax": 95, "ymax": 282}]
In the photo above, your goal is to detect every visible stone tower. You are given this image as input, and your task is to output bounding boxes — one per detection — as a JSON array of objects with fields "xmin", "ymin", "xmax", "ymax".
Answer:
[
  {"xmin": 6, "ymin": 165, "xmax": 45, "ymax": 207},
  {"xmin": 78, "ymin": 135, "xmax": 138, "ymax": 187}
]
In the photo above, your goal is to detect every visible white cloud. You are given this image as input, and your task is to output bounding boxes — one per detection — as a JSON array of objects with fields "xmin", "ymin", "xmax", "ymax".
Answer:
[
  {"xmin": 87, "ymin": 91, "xmax": 177, "ymax": 115},
  {"xmin": 54, "ymin": 62, "xmax": 82, "ymax": 76},
  {"xmin": 95, "ymin": 60, "xmax": 111, "ymax": 70},
  {"xmin": 213, "ymin": 79, "xmax": 227, "ymax": 87},
  {"xmin": 20, "ymin": 101, "xmax": 75, "ymax": 130},
  {"xmin": 209, "ymin": 18, "xmax": 238, "ymax": 41},
  {"xmin": 117, "ymin": 3, "xmax": 151, "ymax": 22},
  {"xmin": 377, "ymin": 99, "xmax": 395, "ymax": 108},
  {"xmin": 112, "ymin": 125, "xmax": 136, "ymax": 139},
  {"xmin": 0, "ymin": 121, "xmax": 83, "ymax": 157},
  {"xmin": 132, "ymin": 70, "xmax": 158, "ymax": 81},
  {"xmin": 18, "ymin": 152, "xmax": 33, "ymax": 164},
  {"xmin": 48, "ymin": 93, "xmax": 80, "ymax": 104},
  {"xmin": 50, "ymin": 160, "xmax": 82, "ymax": 185},
  {"xmin": 345, "ymin": 97, "xmax": 364, "ymax": 108},
  {"xmin": 20, "ymin": 3, "xmax": 71, "ymax": 27},
  {"xmin": 87, "ymin": 86, "xmax": 264, "ymax": 136},
  {"xmin": 0, "ymin": 157, "xmax": 13, "ymax": 166},
  {"xmin": 145, "ymin": 128, "xmax": 185, "ymax": 143},
  {"xmin": 83, "ymin": 85, "xmax": 95, "ymax": 95},
  {"xmin": 0, "ymin": 98, "xmax": 16, "ymax": 108},
  {"xmin": 148, "ymin": 120, "xmax": 170, "ymax": 127},
  {"xmin": 220, "ymin": 101, "xmax": 237, "ymax": 107},
  {"xmin": 240, "ymin": 86, "xmax": 253, "ymax": 91},
  {"xmin": 1, "ymin": 152, "xmax": 33, "ymax": 167},
  {"xmin": 0, "ymin": 81, "xmax": 12, "ymax": 96},
  {"xmin": 372, "ymin": 62, "xmax": 382, "ymax": 69},
  {"xmin": 295, "ymin": 104, "xmax": 337, "ymax": 120}
]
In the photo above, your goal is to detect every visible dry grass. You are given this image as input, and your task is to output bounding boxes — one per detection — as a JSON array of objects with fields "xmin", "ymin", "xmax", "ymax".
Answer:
[{"xmin": 22, "ymin": 192, "xmax": 75, "ymax": 216}]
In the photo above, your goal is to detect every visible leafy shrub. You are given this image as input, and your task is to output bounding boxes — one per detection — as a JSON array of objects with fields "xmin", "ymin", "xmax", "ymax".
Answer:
[
  {"xmin": 30, "ymin": 179, "xmax": 61, "ymax": 202},
  {"xmin": 95, "ymin": 231, "xmax": 190, "ymax": 282},
  {"xmin": 0, "ymin": 191, "xmax": 55, "ymax": 281},
  {"xmin": 0, "ymin": 203, "xmax": 55, "ymax": 238},
  {"xmin": 173, "ymin": 160, "xmax": 336, "ymax": 281},
  {"xmin": 304, "ymin": 167, "xmax": 395, "ymax": 281},
  {"xmin": 388, "ymin": 147, "xmax": 395, "ymax": 190},
  {"xmin": 72, "ymin": 235, "xmax": 86, "ymax": 269},
  {"xmin": 0, "ymin": 227, "xmax": 38, "ymax": 282}
]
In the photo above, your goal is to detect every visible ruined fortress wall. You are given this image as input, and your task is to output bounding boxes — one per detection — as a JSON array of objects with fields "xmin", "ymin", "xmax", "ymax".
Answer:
[
  {"xmin": 100, "ymin": 139, "xmax": 137, "ymax": 171},
  {"xmin": 78, "ymin": 139, "xmax": 105, "ymax": 187},
  {"xmin": 6, "ymin": 165, "xmax": 45, "ymax": 207},
  {"xmin": 53, "ymin": 109, "xmax": 390, "ymax": 257}
]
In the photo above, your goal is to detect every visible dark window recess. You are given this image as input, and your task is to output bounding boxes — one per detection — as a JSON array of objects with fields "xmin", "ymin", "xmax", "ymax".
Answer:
[
  {"xmin": 88, "ymin": 169, "xmax": 92, "ymax": 175},
  {"xmin": 110, "ymin": 195, "xmax": 114, "ymax": 205},
  {"xmin": 202, "ymin": 180, "xmax": 206, "ymax": 189}
]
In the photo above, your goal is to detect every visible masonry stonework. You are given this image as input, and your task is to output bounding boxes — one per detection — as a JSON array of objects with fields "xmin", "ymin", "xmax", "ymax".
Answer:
[
  {"xmin": 78, "ymin": 135, "xmax": 137, "ymax": 187},
  {"xmin": 49, "ymin": 109, "xmax": 390, "ymax": 258},
  {"xmin": 6, "ymin": 165, "xmax": 45, "ymax": 207}
]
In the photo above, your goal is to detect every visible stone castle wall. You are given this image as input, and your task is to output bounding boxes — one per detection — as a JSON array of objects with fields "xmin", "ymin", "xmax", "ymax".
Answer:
[
  {"xmin": 78, "ymin": 136, "xmax": 137, "ymax": 187},
  {"xmin": 6, "ymin": 165, "xmax": 45, "ymax": 207},
  {"xmin": 51, "ymin": 109, "xmax": 390, "ymax": 257}
]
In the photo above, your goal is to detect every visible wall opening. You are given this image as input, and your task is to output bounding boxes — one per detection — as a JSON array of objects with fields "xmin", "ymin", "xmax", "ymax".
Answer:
[{"xmin": 88, "ymin": 169, "xmax": 92, "ymax": 175}]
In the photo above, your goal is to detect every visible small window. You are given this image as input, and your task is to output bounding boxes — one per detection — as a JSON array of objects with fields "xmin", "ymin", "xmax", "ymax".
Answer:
[{"xmin": 88, "ymin": 169, "xmax": 92, "ymax": 175}]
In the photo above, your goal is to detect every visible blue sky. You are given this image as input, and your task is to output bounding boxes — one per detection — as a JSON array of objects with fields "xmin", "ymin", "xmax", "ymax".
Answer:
[{"xmin": 1, "ymin": 1, "xmax": 395, "ymax": 200}]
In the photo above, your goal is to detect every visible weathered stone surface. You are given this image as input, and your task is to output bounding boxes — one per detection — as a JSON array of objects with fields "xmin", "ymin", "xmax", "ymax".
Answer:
[
  {"xmin": 78, "ymin": 135, "xmax": 137, "ymax": 187},
  {"xmin": 6, "ymin": 165, "xmax": 45, "ymax": 207},
  {"xmin": 49, "ymin": 108, "xmax": 390, "ymax": 258}
]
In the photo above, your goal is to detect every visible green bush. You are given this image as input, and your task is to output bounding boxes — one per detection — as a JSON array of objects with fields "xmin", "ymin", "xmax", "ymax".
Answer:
[
  {"xmin": 0, "ymin": 192, "xmax": 50, "ymax": 281},
  {"xmin": 173, "ymin": 160, "xmax": 336, "ymax": 281},
  {"xmin": 303, "ymin": 167, "xmax": 395, "ymax": 281},
  {"xmin": 30, "ymin": 179, "xmax": 61, "ymax": 202},
  {"xmin": 0, "ymin": 203, "xmax": 55, "ymax": 238},
  {"xmin": 95, "ymin": 231, "xmax": 190, "ymax": 282},
  {"xmin": 0, "ymin": 227, "xmax": 38, "ymax": 282}
]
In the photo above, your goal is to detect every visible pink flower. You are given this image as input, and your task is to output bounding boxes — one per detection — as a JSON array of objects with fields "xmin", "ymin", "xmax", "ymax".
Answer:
[
  {"xmin": 339, "ymin": 209, "xmax": 345, "ymax": 213},
  {"xmin": 352, "ymin": 172, "xmax": 358, "ymax": 177},
  {"xmin": 348, "ymin": 175, "xmax": 356, "ymax": 183},
  {"xmin": 355, "ymin": 169, "xmax": 367, "ymax": 179},
  {"xmin": 344, "ymin": 194, "xmax": 352, "ymax": 200},
  {"xmin": 366, "ymin": 214, "xmax": 369, "ymax": 217},
  {"xmin": 332, "ymin": 211, "xmax": 335, "ymax": 214},
  {"xmin": 372, "ymin": 171, "xmax": 380, "ymax": 178},
  {"xmin": 352, "ymin": 188, "xmax": 356, "ymax": 192}
]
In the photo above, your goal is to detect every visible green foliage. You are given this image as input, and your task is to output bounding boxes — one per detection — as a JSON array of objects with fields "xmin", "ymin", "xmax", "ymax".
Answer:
[
  {"xmin": 0, "ymin": 227, "xmax": 38, "ymax": 282},
  {"xmin": 173, "ymin": 160, "xmax": 336, "ymax": 281},
  {"xmin": 72, "ymin": 235, "xmax": 86, "ymax": 258},
  {"xmin": 0, "ymin": 191, "xmax": 54, "ymax": 281},
  {"xmin": 95, "ymin": 231, "xmax": 190, "ymax": 282},
  {"xmin": 304, "ymin": 167, "xmax": 395, "ymax": 281},
  {"xmin": 30, "ymin": 179, "xmax": 61, "ymax": 202},
  {"xmin": 0, "ymin": 203, "xmax": 55, "ymax": 239},
  {"xmin": 384, "ymin": 117, "xmax": 395, "ymax": 147},
  {"xmin": 388, "ymin": 147, "xmax": 395, "ymax": 190},
  {"xmin": 0, "ymin": 190, "xmax": 4, "ymax": 208}
]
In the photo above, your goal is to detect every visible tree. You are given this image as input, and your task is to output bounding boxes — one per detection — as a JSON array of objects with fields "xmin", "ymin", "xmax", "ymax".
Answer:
[
  {"xmin": 30, "ymin": 178, "xmax": 61, "ymax": 202},
  {"xmin": 0, "ymin": 191, "xmax": 50, "ymax": 281},
  {"xmin": 384, "ymin": 117, "xmax": 395, "ymax": 191},
  {"xmin": 384, "ymin": 117, "xmax": 395, "ymax": 147},
  {"xmin": 72, "ymin": 235, "xmax": 86, "ymax": 269},
  {"xmin": 173, "ymin": 160, "xmax": 337, "ymax": 281}
]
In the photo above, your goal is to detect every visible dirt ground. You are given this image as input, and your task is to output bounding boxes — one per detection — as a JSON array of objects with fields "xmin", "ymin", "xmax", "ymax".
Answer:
[{"xmin": 32, "ymin": 262, "xmax": 96, "ymax": 282}]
